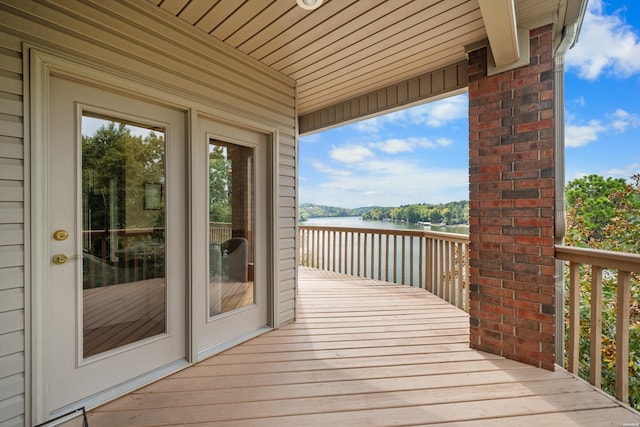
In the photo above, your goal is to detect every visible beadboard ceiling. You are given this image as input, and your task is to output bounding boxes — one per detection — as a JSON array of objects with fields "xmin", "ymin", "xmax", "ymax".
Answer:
[{"xmin": 150, "ymin": 0, "xmax": 577, "ymax": 116}]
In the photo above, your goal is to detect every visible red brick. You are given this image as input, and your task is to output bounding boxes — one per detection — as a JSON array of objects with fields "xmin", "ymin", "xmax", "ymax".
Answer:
[{"xmin": 468, "ymin": 24, "xmax": 556, "ymax": 370}]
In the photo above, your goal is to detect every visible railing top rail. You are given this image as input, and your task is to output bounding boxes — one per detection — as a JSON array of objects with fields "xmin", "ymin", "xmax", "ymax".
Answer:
[
  {"xmin": 299, "ymin": 224, "xmax": 469, "ymax": 243},
  {"xmin": 555, "ymin": 244, "xmax": 640, "ymax": 273}
]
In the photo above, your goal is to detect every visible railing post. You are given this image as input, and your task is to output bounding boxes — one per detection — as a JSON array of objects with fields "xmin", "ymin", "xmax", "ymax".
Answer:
[
  {"xmin": 568, "ymin": 262, "xmax": 580, "ymax": 374},
  {"xmin": 590, "ymin": 266, "xmax": 603, "ymax": 388},
  {"xmin": 616, "ymin": 270, "xmax": 631, "ymax": 404}
]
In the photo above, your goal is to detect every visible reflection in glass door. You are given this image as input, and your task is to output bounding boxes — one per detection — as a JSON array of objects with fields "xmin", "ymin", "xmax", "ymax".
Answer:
[
  {"xmin": 81, "ymin": 114, "xmax": 166, "ymax": 358},
  {"xmin": 208, "ymin": 140, "xmax": 255, "ymax": 317}
]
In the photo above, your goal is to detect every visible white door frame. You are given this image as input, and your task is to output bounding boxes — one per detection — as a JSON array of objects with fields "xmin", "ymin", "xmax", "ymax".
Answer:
[{"xmin": 27, "ymin": 46, "xmax": 280, "ymax": 423}]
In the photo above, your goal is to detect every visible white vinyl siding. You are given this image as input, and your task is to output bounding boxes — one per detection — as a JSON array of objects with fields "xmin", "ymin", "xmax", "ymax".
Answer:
[
  {"xmin": 0, "ymin": 0, "xmax": 297, "ymax": 424},
  {"xmin": 0, "ymin": 29, "xmax": 26, "ymax": 427}
]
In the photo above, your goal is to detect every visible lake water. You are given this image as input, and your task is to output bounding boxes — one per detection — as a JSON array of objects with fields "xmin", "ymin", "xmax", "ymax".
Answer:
[
  {"xmin": 302, "ymin": 216, "xmax": 469, "ymax": 235},
  {"xmin": 299, "ymin": 216, "xmax": 468, "ymax": 296}
]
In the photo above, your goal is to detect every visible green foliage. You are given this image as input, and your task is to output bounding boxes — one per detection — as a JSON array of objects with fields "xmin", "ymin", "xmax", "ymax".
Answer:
[
  {"xmin": 566, "ymin": 174, "xmax": 628, "ymax": 244},
  {"xmin": 209, "ymin": 145, "xmax": 231, "ymax": 223},
  {"xmin": 298, "ymin": 201, "xmax": 470, "ymax": 225},
  {"xmin": 565, "ymin": 173, "xmax": 640, "ymax": 409},
  {"xmin": 361, "ymin": 201, "xmax": 469, "ymax": 225},
  {"xmin": 298, "ymin": 203, "xmax": 379, "ymax": 222}
]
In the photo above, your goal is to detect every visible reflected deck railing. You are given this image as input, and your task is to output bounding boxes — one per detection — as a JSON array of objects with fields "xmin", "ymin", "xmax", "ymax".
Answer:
[
  {"xmin": 556, "ymin": 245, "xmax": 640, "ymax": 406},
  {"xmin": 298, "ymin": 224, "xmax": 470, "ymax": 311}
]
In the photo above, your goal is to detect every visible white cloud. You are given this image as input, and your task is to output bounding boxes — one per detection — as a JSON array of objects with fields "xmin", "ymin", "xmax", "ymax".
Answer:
[
  {"xmin": 608, "ymin": 109, "xmax": 640, "ymax": 132},
  {"xmin": 329, "ymin": 145, "xmax": 374, "ymax": 163},
  {"xmin": 370, "ymin": 137, "xmax": 452, "ymax": 154},
  {"xmin": 566, "ymin": 108, "xmax": 640, "ymax": 147},
  {"xmin": 310, "ymin": 160, "xmax": 352, "ymax": 177},
  {"xmin": 372, "ymin": 138, "xmax": 414, "ymax": 154},
  {"xmin": 601, "ymin": 163, "xmax": 640, "ymax": 180},
  {"xmin": 348, "ymin": 94, "xmax": 468, "ymax": 135},
  {"xmin": 300, "ymin": 133, "xmax": 322, "ymax": 144},
  {"xmin": 352, "ymin": 117, "xmax": 383, "ymax": 134},
  {"xmin": 407, "ymin": 96, "xmax": 468, "ymax": 127},
  {"xmin": 566, "ymin": 0, "xmax": 640, "ymax": 79},
  {"xmin": 300, "ymin": 158, "xmax": 468, "ymax": 208},
  {"xmin": 565, "ymin": 119, "xmax": 606, "ymax": 147}
]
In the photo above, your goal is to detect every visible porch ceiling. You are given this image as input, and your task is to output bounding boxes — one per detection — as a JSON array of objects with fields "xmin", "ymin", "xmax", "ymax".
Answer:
[{"xmin": 151, "ymin": 0, "xmax": 582, "ymax": 119}]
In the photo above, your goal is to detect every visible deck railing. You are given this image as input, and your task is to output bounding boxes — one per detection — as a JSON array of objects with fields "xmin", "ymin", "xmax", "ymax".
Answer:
[
  {"xmin": 299, "ymin": 225, "xmax": 470, "ymax": 311},
  {"xmin": 555, "ymin": 245, "xmax": 640, "ymax": 405},
  {"xmin": 83, "ymin": 228, "xmax": 165, "ymax": 288},
  {"xmin": 83, "ymin": 222, "xmax": 233, "ymax": 288}
]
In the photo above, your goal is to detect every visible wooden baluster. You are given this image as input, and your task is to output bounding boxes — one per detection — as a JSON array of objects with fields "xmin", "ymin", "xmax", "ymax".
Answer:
[
  {"xmin": 370, "ymin": 233, "xmax": 375, "ymax": 279},
  {"xmin": 350, "ymin": 232, "xmax": 354, "ymax": 276},
  {"xmin": 616, "ymin": 270, "xmax": 631, "ymax": 404},
  {"xmin": 409, "ymin": 236, "xmax": 414, "ymax": 287},
  {"xmin": 426, "ymin": 238, "xmax": 433, "ymax": 293},
  {"xmin": 449, "ymin": 240, "xmax": 455, "ymax": 304},
  {"xmin": 590, "ymin": 266, "xmax": 603, "ymax": 388},
  {"xmin": 331, "ymin": 230, "xmax": 336, "ymax": 272},
  {"xmin": 362, "ymin": 233, "xmax": 367, "ymax": 278},
  {"xmin": 385, "ymin": 234, "xmax": 390, "ymax": 282},
  {"xmin": 393, "ymin": 235, "xmax": 398, "ymax": 284},
  {"xmin": 568, "ymin": 262, "xmax": 581, "ymax": 374},
  {"xmin": 457, "ymin": 243, "xmax": 464, "ymax": 310}
]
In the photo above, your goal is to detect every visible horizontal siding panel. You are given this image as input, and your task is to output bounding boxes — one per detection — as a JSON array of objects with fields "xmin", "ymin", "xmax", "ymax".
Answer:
[
  {"xmin": 279, "ymin": 258, "xmax": 296, "ymax": 272},
  {"xmin": 279, "ymin": 165, "xmax": 295, "ymax": 178},
  {"xmin": 279, "ymin": 153, "xmax": 295, "ymax": 168},
  {"xmin": 0, "ymin": 288, "xmax": 23, "ymax": 312},
  {"xmin": 278, "ymin": 196, "xmax": 295, "ymax": 208},
  {"xmin": 0, "ymin": 113, "xmax": 22, "ymax": 138},
  {"xmin": 279, "ymin": 247, "xmax": 296, "ymax": 261},
  {"xmin": 0, "ymin": 32, "xmax": 22, "ymax": 51},
  {"xmin": 0, "ymin": 72, "xmax": 21, "ymax": 96},
  {"xmin": 0, "ymin": 181, "xmax": 22, "ymax": 202},
  {"xmin": 0, "ymin": 310, "xmax": 23, "ymax": 335},
  {"xmin": 0, "ymin": 159, "xmax": 22, "ymax": 180},
  {"xmin": 0, "ymin": 245, "xmax": 22, "ymax": 269},
  {"xmin": 0, "ymin": 352, "xmax": 23, "ymax": 379},
  {"xmin": 0, "ymin": 267, "xmax": 22, "ymax": 291},
  {"xmin": 0, "ymin": 137, "xmax": 23, "ymax": 159},
  {"xmin": 0, "ymin": 93, "xmax": 21, "ymax": 117},
  {"xmin": 0, "ymin": 3, "xmax": 294, "ymax": 126},
  {"xmin": 0, "ymin": 395, "xmax": 24, "ymax": 424},
  {"xmin": 279, "ymin": 186, "xmax": 295, "ymax": 198},
  {"xmin": 278, "ymin": 206, "xmax": 295, "ymax": 218},
  {"xmin": 0, "ymin": 373, "xmax": 23, "ymax": 402},
  {"xmin": 0, "ymin": 331, "xmax": 23, "ymax": 358},
  {"xmin": 279, "ymin": 269, "xmax": 295, "ymax": 283},
  {"xmin": 0, "ymin": 201, "xmax": 24, "ymax": 225},
  {"xmin": 279, "ymin": 176, "xmax": 295, "ymax": 188},
  {"xmin": 0, "ymin": 48, "xmax": 21, "ymax": 74},
  {"xmin": 278, "ymin": 227, "xmax": 295, "ymax": 239},
  {"xmin": 0, "ymin": 224, "xmax": 22, "ymax": 246}
]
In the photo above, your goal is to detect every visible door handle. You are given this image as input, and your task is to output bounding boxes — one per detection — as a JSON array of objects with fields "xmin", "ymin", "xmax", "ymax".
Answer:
[{"xmin": 52, "ymin": 253, "xmax": 81, "ymax": 265}]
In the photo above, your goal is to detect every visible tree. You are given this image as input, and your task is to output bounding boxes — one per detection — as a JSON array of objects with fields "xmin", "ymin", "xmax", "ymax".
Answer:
[
  {"xmin": 208, "ymin": 145, "xmax": 231, "ymax": 223},
  {"xmin": 564, "ymin": 173, "xmax": 640, "ymax": 409},
  {"xmin": 566, "ymin": 174, "xmax": 628, "ymax": 244}
]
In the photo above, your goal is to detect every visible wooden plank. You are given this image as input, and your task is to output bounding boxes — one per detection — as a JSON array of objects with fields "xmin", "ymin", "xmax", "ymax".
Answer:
[{"xmin": 87, "ymin": 268, "xmax": 640, "ymax": 426}]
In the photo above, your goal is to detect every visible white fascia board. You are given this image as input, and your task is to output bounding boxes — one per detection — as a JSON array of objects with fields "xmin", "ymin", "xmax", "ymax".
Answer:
[{"xmin": 479, "ymin": 0, "xmax": 519, "ymax": 67}]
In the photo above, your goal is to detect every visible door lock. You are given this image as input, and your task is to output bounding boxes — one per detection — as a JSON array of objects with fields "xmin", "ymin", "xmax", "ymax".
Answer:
[
  {"xmin": 53, "ymin": 230, "xmax": 69, "ymax": 241},
  {"xmin": 52, "ymin": 253, "xmax": 81, "ymax": 265}
]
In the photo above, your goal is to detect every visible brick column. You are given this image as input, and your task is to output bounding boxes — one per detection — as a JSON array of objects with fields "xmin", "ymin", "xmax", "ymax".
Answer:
[{"xmin": 467, "ymin": 25, "xmax": 556, "ymax": 370}]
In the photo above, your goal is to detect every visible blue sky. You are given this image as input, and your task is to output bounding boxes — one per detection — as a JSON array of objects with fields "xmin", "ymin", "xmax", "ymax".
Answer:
[{"xmin": 299, "ymin": 0, "xmax": 640, "ymax": 209}]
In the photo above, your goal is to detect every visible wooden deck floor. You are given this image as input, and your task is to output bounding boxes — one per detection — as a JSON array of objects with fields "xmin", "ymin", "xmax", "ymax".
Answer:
[{"xmin": 88, "ymin": 267, "xmax": 640, "ymax": 426}]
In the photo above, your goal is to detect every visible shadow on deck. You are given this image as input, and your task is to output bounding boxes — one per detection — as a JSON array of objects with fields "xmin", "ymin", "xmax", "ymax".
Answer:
[{"xmin": 88, "ymin": 267, "xmax": 640, "ymax": 426}]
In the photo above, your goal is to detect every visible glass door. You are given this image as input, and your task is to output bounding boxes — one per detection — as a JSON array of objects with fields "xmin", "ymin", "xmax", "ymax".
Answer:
[
  {"xmin": 208, "ymin": 141, "xmax": 255, "ymax": 317},
  {"xmin": 194, "ymin": 116, "xmax": 270, "ymax": 358},
  {"xmin": 48, "ymin": 75, "xmax": 187, "ymax": 414}
]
